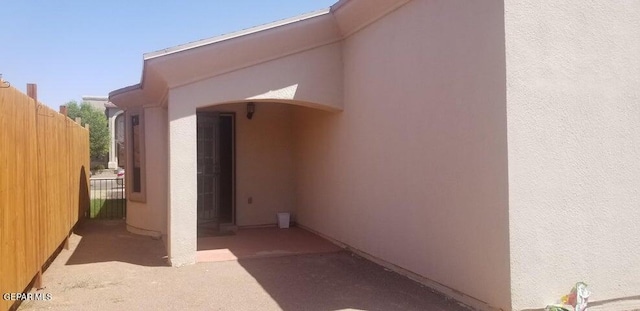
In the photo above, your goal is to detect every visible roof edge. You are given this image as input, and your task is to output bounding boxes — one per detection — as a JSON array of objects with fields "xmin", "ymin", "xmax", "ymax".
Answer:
[
  {"xmin": 330, "ymin": 0, "xmax": 350, "ymax": 12},
  {"xmin": 109, "ymin": 83, "xmax": 141, "ymax": 100},
  {"xmin": 143, "ymin": 8, "xmax": 331, "ymax": 61},
  {"xmin": 82, "ymin": 95, "xmax": 108, "ymax": 101}
]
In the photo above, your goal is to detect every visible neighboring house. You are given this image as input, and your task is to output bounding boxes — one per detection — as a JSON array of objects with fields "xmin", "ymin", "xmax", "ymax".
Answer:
[
  {"xmin": 109, "ymin": 1, "xmax": 640, "ymax": 310},
  {"xmin": 82, "ymin": 96, "xmax": 125, "ymax": 169}
]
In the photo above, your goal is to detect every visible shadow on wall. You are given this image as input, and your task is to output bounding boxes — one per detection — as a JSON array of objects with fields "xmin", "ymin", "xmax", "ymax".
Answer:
[{"xmin": 66, "ymin": 220, "xmax": 167, "ymax": 267}]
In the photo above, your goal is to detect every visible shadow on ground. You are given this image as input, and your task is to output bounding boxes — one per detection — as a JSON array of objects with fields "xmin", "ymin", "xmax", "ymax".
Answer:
[
  {"xmin": 66, "ymin": 220, "xmax": 167, "ymax": 267},
  {"xmin": 22, "ymin": 220, "xmax": 468, "ymax": 311},
  {"xmin": 236, "ymin": 252, "xmax": 468, "ymax": 311}
]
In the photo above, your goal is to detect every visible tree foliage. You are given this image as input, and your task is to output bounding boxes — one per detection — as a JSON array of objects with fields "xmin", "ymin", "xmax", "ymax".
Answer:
[{"xmin": 65, "ymin": 101, "xmax": 110, "ymax": 160}]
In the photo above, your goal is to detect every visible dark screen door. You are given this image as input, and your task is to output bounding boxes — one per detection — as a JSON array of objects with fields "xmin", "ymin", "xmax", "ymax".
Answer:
[{"xmin": 197, "ymin": 112, "xmax": 233, "ymax": 225}]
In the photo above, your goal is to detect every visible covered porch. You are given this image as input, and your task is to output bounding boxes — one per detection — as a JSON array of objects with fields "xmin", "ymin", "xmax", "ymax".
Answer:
[
  {"xmin": 165, "ymin": 91, "xmax": 342, "ymax": 265},
  {"xmin": 190, "ymin": 99, "xmax": 342, "ymax": 261}
]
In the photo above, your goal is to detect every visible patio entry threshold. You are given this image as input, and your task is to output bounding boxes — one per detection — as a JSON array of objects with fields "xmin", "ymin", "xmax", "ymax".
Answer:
[{"xmin": 196, "ymin": 226, "xmax": 342, "ymax": 263}]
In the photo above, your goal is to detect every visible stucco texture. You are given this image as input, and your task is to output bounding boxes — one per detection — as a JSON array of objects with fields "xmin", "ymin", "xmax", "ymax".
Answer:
[
  {"xmin": 293, "ymin": 1, "xmax": 510, "ymax": 309},
  {"xmin": 169, "ymin": 42, "xmax": 343, "ymax": 112},
  {"xmin": 505, "ymin": 1, "xmax": 640, "ymax": 309},
  {"xmin": 167, "ymin": 99, "xmax": 198, "ymax": 266}
]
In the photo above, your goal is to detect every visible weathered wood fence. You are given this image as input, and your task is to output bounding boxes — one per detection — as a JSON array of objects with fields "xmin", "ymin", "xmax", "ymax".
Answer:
[{"xmin": 0, "ymin": 83, "xmax": 90, "ymax": 311}]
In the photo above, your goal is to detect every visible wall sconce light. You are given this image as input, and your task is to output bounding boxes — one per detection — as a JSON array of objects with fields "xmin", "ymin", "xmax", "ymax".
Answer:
[{"xmin": 246, "ymin": 102, "xmax": 255, "ymax": 120}]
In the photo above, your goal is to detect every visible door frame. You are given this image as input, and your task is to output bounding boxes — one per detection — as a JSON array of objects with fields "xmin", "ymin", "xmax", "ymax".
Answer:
[
  {"xmin": 196, "ymin": 111, "xmax": 236, "ymax": 226},
  {"xmin": 224, "ymin": 112, "xmax": 236, "ymax": 225}
]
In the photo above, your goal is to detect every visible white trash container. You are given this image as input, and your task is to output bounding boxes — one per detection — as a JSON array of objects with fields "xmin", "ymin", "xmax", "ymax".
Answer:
[{"xmin": 277, "ymin": 212, "xmax": 290, "ymax": 229}]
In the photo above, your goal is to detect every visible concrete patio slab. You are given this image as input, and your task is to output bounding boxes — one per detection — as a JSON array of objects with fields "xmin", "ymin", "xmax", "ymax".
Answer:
[
  {"xmin": 16, "ymin": 220, "xmax": 470, "ymax": 311},
  {"xmin": 197, "ymin": 227, "xmax": 342, "ymax": 262}
]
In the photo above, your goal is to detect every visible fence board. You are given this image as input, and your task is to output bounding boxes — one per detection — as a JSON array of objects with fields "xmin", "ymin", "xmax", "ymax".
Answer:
[{"xmin": 0, "ymin": 86, "xmax": 89, "ymax": 311}]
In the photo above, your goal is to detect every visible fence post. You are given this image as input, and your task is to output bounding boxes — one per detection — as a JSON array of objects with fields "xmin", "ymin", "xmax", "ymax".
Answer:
[
  {"xmin": 27, "ymin": 83, "xmax": 45, "ymax": 290},
  {"xmin": 27, "ymin": 83, "xmax": 37, "ymax": 102},
  {"xmin": 61, "ymin": 104, "xmax": 75, "ymax": 251}
]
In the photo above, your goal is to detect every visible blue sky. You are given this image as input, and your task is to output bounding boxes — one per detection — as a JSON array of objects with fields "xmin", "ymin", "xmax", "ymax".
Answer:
[{"xmin": 0, "ymin": 1, "xmax": 335, "ymax": 108}]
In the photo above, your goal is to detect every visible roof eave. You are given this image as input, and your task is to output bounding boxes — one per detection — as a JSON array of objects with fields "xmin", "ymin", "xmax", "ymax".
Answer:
[
  {"xmin": 143, "ymin": 8, "xmax": 332, "ymax": 61},
  {"xmin": 108, "ymin": 84, "xmax": 142, "ymax": 109},
  {"xmin": 109, "ymin": 0, "xmax": 409, "ymax": 106}
]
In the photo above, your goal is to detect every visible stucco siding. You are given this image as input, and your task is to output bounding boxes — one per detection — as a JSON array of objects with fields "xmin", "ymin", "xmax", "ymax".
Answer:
[
  {"xmin": 170, "ymin": 42, "xmax": 343, "ymax": 111},
  {"xmin": 294, "ymin": 0, "xmax": 510, "ymax": 309},
  {"xmin": 505, "ymin": 1, "xmax": 640, "ymax": 309},
  {"xmin": 124, "ymin": 107, "xmax": 168, "ymax": 238},
  {"xmin": 145, "ymin": 107, "xmax": 168, "ymax": 234},
  {"xmin": 168, "ymin": 94, "xmax": 198, "ymax": 266}
]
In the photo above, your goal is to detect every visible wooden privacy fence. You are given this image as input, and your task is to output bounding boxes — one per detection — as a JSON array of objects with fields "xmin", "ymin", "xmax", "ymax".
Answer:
[{"xmin": 0, "ymin": 84, "xmax": 90, "ymax": 311}]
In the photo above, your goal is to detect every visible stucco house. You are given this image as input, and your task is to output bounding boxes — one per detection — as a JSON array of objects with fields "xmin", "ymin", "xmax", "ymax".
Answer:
[{"xmin": 109, "ymin": 0, "xmax": 640, "ymax": 310}]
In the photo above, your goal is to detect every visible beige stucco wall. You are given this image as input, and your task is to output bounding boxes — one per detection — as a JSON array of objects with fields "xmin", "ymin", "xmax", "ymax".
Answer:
[
  {"xmin": 293, "ymin": 1, "xmax": 510, "ymax": 309},
  {"xmin": 167, "ymin": 97, "xmax": 197, "ymax": 266},
  {"xmin": 201, "ymin": 103, "xmax": 295, "ymax": 227},
  {"xmin": 112, "ymin": 0, "xmax": 640, "ymax": 308},
  {"xmin": 125, "ymin": 106, "xmax": 168, "ymax": 239},
  {"xmin": 170, "ymin": 42, "xmax": 343, "ymax": 112},
  {"xmin": 505, "ymin": 1, "xmax": 640, "ymax": 310}
]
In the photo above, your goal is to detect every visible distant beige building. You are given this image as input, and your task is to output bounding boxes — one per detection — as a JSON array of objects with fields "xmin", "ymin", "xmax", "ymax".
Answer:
[
  {"xmin": 82, "ymin": 96, "xmax": 124, "ymax": 169},
  {"xmin": 109, "ymin": 1, "xmax": 640, "ymax": 310}
]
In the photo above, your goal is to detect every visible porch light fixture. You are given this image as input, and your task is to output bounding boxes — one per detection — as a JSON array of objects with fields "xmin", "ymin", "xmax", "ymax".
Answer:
[{"xmin": 246, "ymin": 102, "xmax": 255, "ymax": 120}]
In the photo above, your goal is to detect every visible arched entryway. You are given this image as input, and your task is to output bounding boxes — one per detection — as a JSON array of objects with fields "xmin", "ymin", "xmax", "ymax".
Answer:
[{"xmin": 193, "ymin": 100, "xmax": 339, "ymax": 237}]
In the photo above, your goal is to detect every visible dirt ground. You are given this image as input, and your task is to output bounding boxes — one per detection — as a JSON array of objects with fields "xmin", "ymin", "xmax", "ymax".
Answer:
[{"xmin": 17, "ymin": 221, "xmax": 470, "ymax": 311}]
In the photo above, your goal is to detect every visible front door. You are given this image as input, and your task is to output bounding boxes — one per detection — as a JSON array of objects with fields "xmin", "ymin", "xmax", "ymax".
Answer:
[{"xmin": 197, "ymin": 112, "xmax": 234, "ymax": 233}]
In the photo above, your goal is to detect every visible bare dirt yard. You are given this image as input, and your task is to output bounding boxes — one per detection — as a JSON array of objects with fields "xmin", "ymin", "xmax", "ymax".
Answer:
[{"xmin": 18, "ymin": 221, "xmax": 469, "ymax": 311}]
